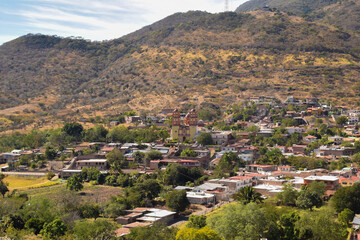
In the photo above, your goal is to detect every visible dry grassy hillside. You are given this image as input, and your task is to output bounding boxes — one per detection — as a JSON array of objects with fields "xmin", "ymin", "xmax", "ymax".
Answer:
[{"xmin": 0, "ymin": 11, "xmax": 360, "ymax": 132}]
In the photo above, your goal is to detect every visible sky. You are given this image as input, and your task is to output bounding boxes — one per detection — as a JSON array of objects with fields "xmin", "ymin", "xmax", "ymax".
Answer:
[{"xmin": 0, "ymin": 0, "xmax": 248, "ymax": 45}]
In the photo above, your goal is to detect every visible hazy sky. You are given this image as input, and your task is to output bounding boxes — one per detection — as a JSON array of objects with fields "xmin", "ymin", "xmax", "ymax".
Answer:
[{"xmin": 0, "ymin": 0, "xmax": 248, "ymax": 45}]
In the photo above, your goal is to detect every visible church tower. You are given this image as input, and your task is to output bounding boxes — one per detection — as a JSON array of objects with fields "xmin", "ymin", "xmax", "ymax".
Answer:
[
  {"xmin": 171, "ymin": 109, "xmax": 180, "ymax": 140},
  {"xmin": 189, "ymin": 109, "xmax": 197, "ymax": 140}
]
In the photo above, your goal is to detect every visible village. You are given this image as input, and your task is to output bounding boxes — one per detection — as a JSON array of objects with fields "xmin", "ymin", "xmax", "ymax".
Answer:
[{"xmin": 1, "ymin": 95, "xmax": 360, "ymax": 239}]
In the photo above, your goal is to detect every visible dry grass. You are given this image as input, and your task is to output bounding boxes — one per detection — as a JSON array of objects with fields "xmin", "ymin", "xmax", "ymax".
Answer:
[{"xmin": 3, "ymin": 175, "xmax": 52, "ymax": 190}]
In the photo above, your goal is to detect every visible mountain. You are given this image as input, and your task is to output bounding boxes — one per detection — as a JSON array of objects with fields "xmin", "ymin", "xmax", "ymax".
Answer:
[
  {"xmin": 236, "ymin": 0, "xmax": 360, "ymax": 32},
  {"xmin": 0, "ymin": 10, "xmax": 360, "ymax": 131}
]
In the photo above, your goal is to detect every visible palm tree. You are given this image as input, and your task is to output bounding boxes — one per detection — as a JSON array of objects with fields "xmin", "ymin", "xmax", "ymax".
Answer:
[{"xmin": 233, "ymin": 186, "xmax": 262, "ymax": 204}]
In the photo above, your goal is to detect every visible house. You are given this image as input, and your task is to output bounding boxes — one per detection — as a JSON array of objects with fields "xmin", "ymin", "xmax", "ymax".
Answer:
[
  {"xmin": 125, "ymin": 116, "xmax": 141, "ymax": 124},
  {"xmin": 328, "ymin": 136, "xmax": 344, "ymax": 145},
  {"xmin": 348, "ymin": 117, "xmax": 359, "ymax": 125},
  {"xmin": 246, "ymin": 164, "xmax": 277, "ymax": 172},
  {"xmin": 76, "ymin": 159, "xmax": 108, "ymax": 170},
  {"xmin": 285, "ymin": 127, "xmax": 306, "ymax": 135},
  {"xmin": 303, "ymin": 176, "xmax": 340, "ymax": 191},
  {"xmin": 338, "ymin": 176, "xmax": 360, "ymax": 187},
  {"xmin": 207, "ymin": 177, "xmax": 252, "ymax": 193},
  {"xmin": 1, "ymin": 152, "xmax": 21, "ymax": 162},
  {"xmin": 278, "ymin": 165, "xmax": 295, "ymax": 172},
  {"xmin": 186, "ymin": 192, "xmax": 216, "ymax": 205},
  {"xmin": 303, "ymin": 135, "xmax": 317, "ymax": 143},
  {"xmin": 353, "ymin": 214, "xmax": 360, "ymax": 231},
  {"xmin": 117, "ymin": 208, "xmax": 176, "ymax": 227},
  {"xmin": 193, "ymin": 182, "xmax": 230, "ymax": 201},
  {"xmin": 149, "ymin": 159, "xmax": 200, "ymax": 170},
  {"xmin": 211, "ymin": 132, "xmax": 232, "ymax": 145},
  {"xmin": 292, "ymin": 145, "xmax": 307, "ymax": 154}
]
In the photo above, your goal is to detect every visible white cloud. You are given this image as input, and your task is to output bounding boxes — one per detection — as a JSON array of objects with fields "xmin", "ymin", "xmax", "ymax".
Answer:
[{"xmin": 1, "ymin": 0, "xmax": 248, "ymax": 43}]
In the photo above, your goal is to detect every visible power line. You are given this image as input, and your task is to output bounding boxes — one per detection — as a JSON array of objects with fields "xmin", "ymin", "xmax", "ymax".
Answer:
[{"xmin": 225, "ymin": 0, "xmax": 229, "ymax": 12}]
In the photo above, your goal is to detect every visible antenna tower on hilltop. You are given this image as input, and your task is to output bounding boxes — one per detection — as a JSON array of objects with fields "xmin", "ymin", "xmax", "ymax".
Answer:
[{"xmin": 225, "ymin": 0, "xmax": 229, "ymax": 12}]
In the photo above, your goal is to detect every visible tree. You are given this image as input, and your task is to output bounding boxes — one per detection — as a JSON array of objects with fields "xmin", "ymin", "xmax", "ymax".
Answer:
[
  {"xmin": 79, "ymin": 203, "xmax": 101, "ymax": 220},
  {"xmin": 133, "ymin": 151, "xmax": 145, "ymax": 163},
  {"xmin": 25, "ymin": 218, "xmax": 45, "ymax": 235},
  {"xmin": 180, "ymin": 147, "xmax": 197, "ymax": 157},
  {"xmin": 46, "ymin": 172, "xmax": 55, "ymax": 180},
  {"xmin": 186, "ymin": 215, "xmax": 207, "ymax": 229},
  {"xmin": 196, "ymin": 132, "xmax": 213, "ymax": 145},
  {"xmin": 145, "ymin": 150, "xmax": 163, "ymax": 161},
  {"xmin": 0, "ymin": 174, "xmax": 9, "ymax": 197},
  {"xmin": 83, "ymin": 125, "xmax": 108, "ymax": 142},
  {"xmin": 296, "ymin": 190, "xmax": 322, "ymax": 210},
  {"xmin": 127, "ymin": 223, "xmax": 178, "ymax": 240},
  {"xmin": 166, "ymin": 190, "xmax": 190, "ymax": 213},
  {"xmin": 137, "ymin": 179, "xmax": 161, "ymax": 200},
  {"xmin": 332, "ymin": 182, "xmax": 360, "ymax": 213},
  {"xmin": 66, "ymin": 174, "xmax": 83, "ymax": 192},
  {"xmin": 62, "ymin": 122, "xmax": 84, "ymax": 140},
  {"xmin": 279, "ymin": 212, "xmax": 300, "ymax": 240},
  {"xmin": 207, "ymin": 203, "xmax": 270, "ymax": 240},
  {"xmin": 277, "ymin": 183, "xmax": 299, "ymax": 206},
  {"xmin": 40, "ymin": 219, "xmax": 67, "ymax": 239},
  {"xmin": 45, "ymin": 146, "xmax": 57, "ymax": 160},
  {"xmin": 163, "ymin": 163, "xmax": 203, "ymax": 186},
  {"xmin": 106, "ymin": 148, "xmax": 127, "ymax": 172},
  {"xmin": 338, "ymin": 208, "xmax": 354, "ymax": 227},
  {"xmin": 336, "ymin": 116, "xmax": 348, "ymax": 126},
  {"xmin": 233, "ymin": 186, "xmax": 262, "ymax": 204},
  {"xmin": 308, "ymin": 181, "xmax": 326, "ymax": 198},
  {"xmin": 295, "ymin": 209, "xmax": 348, "ymax": 240},
  {"xmin": 176, "ymin": 227, "xmax": 221, "ymax": 240},
  {"xmin": 73, "ymin": 219, "xmax": 116, "ymax": 240}
]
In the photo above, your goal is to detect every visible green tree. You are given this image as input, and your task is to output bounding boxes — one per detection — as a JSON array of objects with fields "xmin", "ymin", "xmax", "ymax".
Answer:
[
  {"xmin": 44, "ymin": 146, "xmax": 57, "ymax": 160},
  {"xmin": 166, "ymin": 190, "xmax": 190, "ymax": 213},
  {"xmin": 295, "ymin": 209, "xmax": 348, "ymax": 240},
  {"xmin": 196, "ymin": 132, "xmax": 213, "ymax": 145},
  {"xmin": 62, "ymin": 122, "xmax": 84, "ymax": 140},
  {"xmin": 83, "ymin": 125, "xmax": 108, "ymax": 142},
  {"xmin": 145, "ymin": 150, "xmax": 163, "ymax": 161},
  {"xmin": 46, "ymin": 172, "xmax": 55, "ymax": 180},
  {"xmin": 0, "ymin": 174, "xmax": 9, "ymax": 197},
  {"xmin": 308, "ymin": 181, "xmax": 326, "ymax": 198},
  {"xmin": 233, "ymin": 186, "xmax": 262, "ymax": 204},
  {"xmin": 25, "ymin": 218, "xmax": 45, "ymax": 235},
  {"xmin": 176, "ymin": 227, "xmax": 221, "ymax": 240},
  {"xmin": 40, "ymin": 219, "xmax": 67, "ymax": 239},
  {"xmin": 277, "ymin": 183, "xmax": 299, "ymax": 206},
  {"xmin": 106, "ymin": 148, "xmax": 127, "ymax": 172},
  {"xmin": 338, "ymin": 208, "xmax": 354, "ymax": 227},
  {"xmin": 66, "ymin": 174, "xmax": 83, "ymax": 192},
  {"xmin": 73, "ymin": 220, "xmax": 116, "ymax": 240},
  {"xmin": 332, "ymin": 182, "xmax": 360, "ymax": 213},
  {"xmin": 336, "ymin": 116, "xmax": 348, "ymax": 126},
  {"xmin": 79, "ymin": 203, "xmax": 101, "ymax": 220},
  {"xmin": 207, "ymin": 203, "xmax": 270, "ymax": 240},
  {"xmin": 126, "ymin": 223, "xmax": 178, "ymax": 240},
  {"xmin": 186, "ymin": 215, "xmax": 207, "ymax": 229},
  {"xmin": 180, "ymin": 147, "xmax": 197, "ymax": 157},
  {"xmin": 296, "ymin": 189, "xmax": 322, "ymax": 210},
  {"xmin": 279, "ymin": 212, "xmax": 300, "ymax": 240}
]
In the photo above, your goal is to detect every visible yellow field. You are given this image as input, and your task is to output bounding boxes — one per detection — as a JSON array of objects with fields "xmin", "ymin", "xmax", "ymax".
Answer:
[{"xmin": 3, "ymin": 175, "xmax": 52, "ymax": 190}]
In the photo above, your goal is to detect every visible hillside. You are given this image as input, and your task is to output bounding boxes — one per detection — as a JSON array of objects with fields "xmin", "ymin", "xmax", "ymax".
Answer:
[
  {"xmin": 236, "ymin": 0, "xmax": 360, "ymax": 32},
  {"xmin": 1, "ymin": 10, "xmax": 360, "ymax": 132}
]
